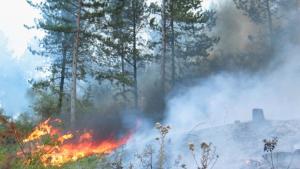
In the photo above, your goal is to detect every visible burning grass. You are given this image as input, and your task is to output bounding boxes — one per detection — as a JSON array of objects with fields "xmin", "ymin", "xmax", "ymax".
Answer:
[
  {"xmin": 19, "ymin": 118, "xmax": 132, "ymax": 167},
  {"xmin": 0, "ymin": 112, "xmax": 134, "ymax": 169}
]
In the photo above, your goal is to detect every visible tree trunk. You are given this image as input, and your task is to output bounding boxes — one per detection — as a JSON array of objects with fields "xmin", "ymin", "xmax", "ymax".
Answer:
[
  {"xmin": 132, "ymin": 0, "xmax": 138, "ymax": 109},
  {"xmin": 170, "ymin": 0, "xmax": 175, "ymax": 86},
  {"xmin": 71, "ymin": 0, "xmax": 82, "ymax": 127},
  {"xmin": 120, "ymin": 46, "xmax": 128, "ymax": 102},
  {"xmin": 58, "ymin": 44, "xmax": 67, "ymax": 114},
  {"xmin": 161, "ymin": 0, "xmax": 167, "ymax": 96},
  {"xmin": 266, "ymin": 0, "xmax": 273, "ymax": 45},
  {"xmin": 121, "ymin": 52, "xmax": 125, "ymax": 93}
]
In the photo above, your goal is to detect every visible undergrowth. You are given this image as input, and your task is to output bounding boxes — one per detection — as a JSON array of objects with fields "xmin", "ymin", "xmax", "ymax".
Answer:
[{"xmin": 1, "ymin": 112, "xmax": 294, "ymax": 169}]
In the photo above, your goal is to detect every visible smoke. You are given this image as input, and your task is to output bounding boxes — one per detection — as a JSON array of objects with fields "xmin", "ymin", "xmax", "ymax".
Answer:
[
  {"xmin": 124, "ymin": 43, "xmax": 300, "ymax": 167},
  {"xmin": 0, "ymin": 33, "xmax": 28, "ymax": 116},
  {"xmin": 167, "ymin": 44, "xmax": 300, "ymax": 127},
  {"xmin": 161, "ymin": 43, "xmax": 300, "ymax": 166},
  {"xmin": 165, "ymin": 0, "xmax": 300, "ymax": 129},
  {"xmin": 210, "ymin": 0, "xmax": 259, "ymax": 54},
  {"xmin": 122, "ymin": 1, "xmax": 300, "ymax": 168},
  {"xmin": 0, "ymin": 32, "xmax": 46, "ymax": 117}
]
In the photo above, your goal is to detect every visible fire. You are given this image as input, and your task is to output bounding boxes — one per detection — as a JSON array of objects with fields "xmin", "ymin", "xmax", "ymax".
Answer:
[
  {"xmin": 23, "ymin": 118, "xmax": 61, "ymax": 143},
  {"xmin": 20, "ymin": 118, "xmax": 131, "ymax": 167}
]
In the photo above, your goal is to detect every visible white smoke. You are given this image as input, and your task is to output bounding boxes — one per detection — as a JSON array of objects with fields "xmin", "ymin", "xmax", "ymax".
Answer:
[
  {"xmin": 0, "ymin": 33, "xmax": 46, "ymax": 117},
  {"xmin": 125, "ymin": 45, "xmax": 300, "ymax": 168},
  {"xmin": 167, "ymin": 44, "xmax": 300, "ymax": 129},
  {"xmin": 159, "ymin": 44, "xmax": 300, "ymax": 168},
  {"xmin": 124, "ymin": 2, "xmax": 300, "ymax": 169}
]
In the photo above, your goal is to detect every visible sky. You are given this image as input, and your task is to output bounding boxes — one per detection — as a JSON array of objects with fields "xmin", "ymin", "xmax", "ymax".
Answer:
[
  {"xmin": 0, "ymin": 0, "xmax": 41, "ymax": 57},
  {"xmin": 0, "ymin": 0, "xmax": 212, "ymax": 57},
  {"xmin": 0, "ymin": 0, "xmax": 44, "ymax": 116}
]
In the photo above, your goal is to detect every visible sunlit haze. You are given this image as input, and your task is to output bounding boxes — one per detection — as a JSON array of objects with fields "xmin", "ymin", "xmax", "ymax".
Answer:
[{"xmin": 0, "ymin": 0, "xmax": 40, "ymax": 57}]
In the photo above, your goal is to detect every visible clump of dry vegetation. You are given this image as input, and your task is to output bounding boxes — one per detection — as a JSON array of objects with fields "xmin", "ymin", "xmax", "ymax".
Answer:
[
  {"xmin": 134, "ymin": 145, "xmax": 154, "ymax": 169},
  {"xmin": 263, "ymin": 137, "xmax": 278, "ymax": 169},
  {"xmin": 253, "ymin": 137, "xmax": 298, "ymax": 169},
  {"xmin": 155, "ymin": 122, "xmax": 171, "ymax": 169},
  {"xmin": 188, "ymin": 142, "xmax": 219, "ymax": 169}
]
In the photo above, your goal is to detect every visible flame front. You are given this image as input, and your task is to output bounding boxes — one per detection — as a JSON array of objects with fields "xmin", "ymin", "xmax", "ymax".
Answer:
[{"xmin": 21, "ymin": 118, "xmax": 131, "ymax": 167}]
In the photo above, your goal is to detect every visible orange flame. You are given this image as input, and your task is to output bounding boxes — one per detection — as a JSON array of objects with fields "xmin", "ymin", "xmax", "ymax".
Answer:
[{"xmin": 21, "ymin": 118, "xmax": 131, "ymax": 167}]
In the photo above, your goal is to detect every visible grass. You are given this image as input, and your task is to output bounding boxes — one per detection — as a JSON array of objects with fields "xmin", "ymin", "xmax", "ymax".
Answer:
[{"xmin": 0, "ymin": 144, "xmax": 101, "ymax": 169}]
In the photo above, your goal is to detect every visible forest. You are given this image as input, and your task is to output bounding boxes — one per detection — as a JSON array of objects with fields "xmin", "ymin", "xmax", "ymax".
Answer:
[{"xmin": 0, "ymin": 0, "xmax": 300, "ymax": 168}]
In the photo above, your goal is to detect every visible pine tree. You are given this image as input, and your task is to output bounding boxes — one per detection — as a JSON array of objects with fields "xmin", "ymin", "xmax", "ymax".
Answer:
[
  {"xmin": 67, "ymin": 0, "xmax": 108, "ymax": 126},
  {"xmin": 161, "ymin": 0, "xmax": 167, "ymax": 96},
  {"xmin": 70, "ymin": 0, "xmax": 82, "ymax": 127},
  {"xmin": 94, "ymin": 0, "xmax": 151, "ymax": 109},
  {"xmin": 150, "ymin": 0, "xmax": 218, "ymax": 84},
  {"xmin": 27, "ymin": 0, "xmax": 76, "ymax": 117},
  {"xmin": 27, "ymin": 0, "xmax": 108, "ymax": 124}
]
